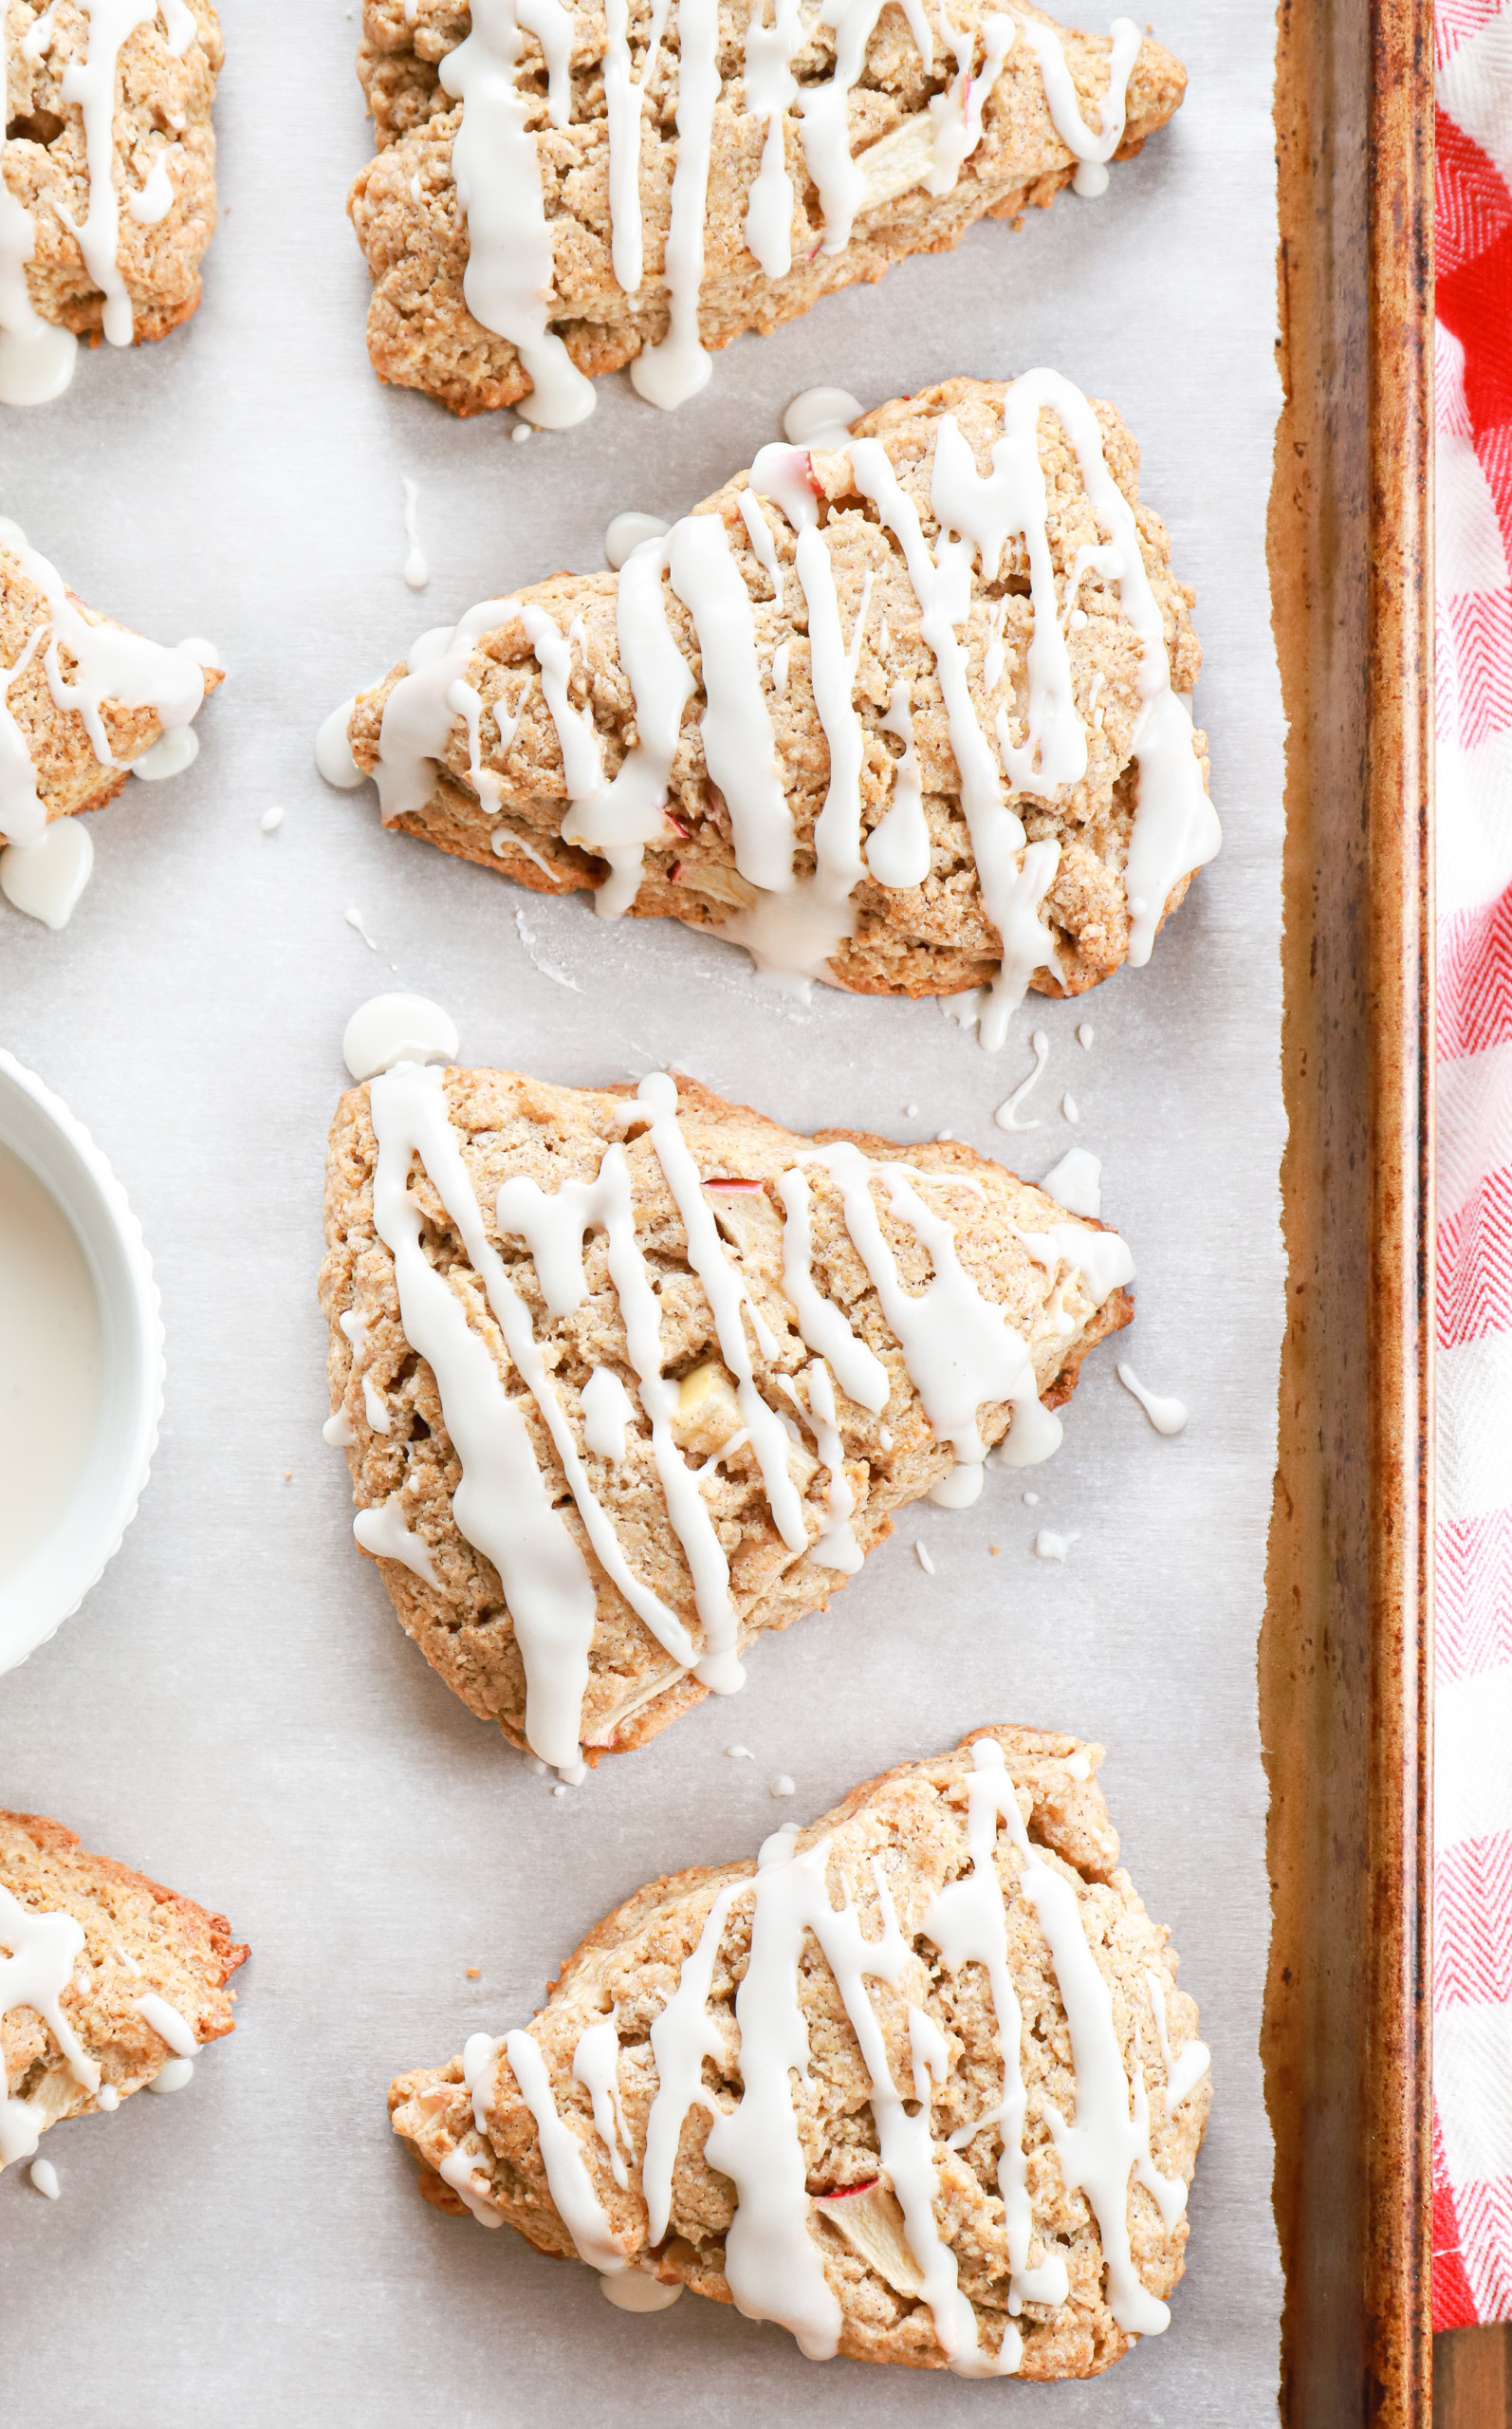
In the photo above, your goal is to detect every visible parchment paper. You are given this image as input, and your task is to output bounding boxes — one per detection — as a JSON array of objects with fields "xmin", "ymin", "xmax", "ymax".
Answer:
[{"xmin": 0, "ymin": 3, "xmax": 1284, "ymax": 2418}]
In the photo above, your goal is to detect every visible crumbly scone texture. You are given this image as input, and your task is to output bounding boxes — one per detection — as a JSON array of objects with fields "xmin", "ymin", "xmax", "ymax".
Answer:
[
  {"xmin": 350, "ymin": 0, "xmax": 1185, "ymax": 416},
  {"xmin": 347, "ymin": 376, "xmax": 1208, "ymax": 1000},
  {"xmin": 320, "ymin": 1068, "xmax": 1132, "ymax": 1754},
  {"xmin": 2, "ymin": 0, "xmax": 222, "ymax": 343},
  {"xmin": 0, "ymin": 1809, "xmax": 247, "ymax": 2163},
  {"xmin": 389, "ymin": 1725, "xmax": 1209, "ymax": 2378},
  {"xmin": 0, "ymin": 539, "xmax": 223, "ymax": 825}
]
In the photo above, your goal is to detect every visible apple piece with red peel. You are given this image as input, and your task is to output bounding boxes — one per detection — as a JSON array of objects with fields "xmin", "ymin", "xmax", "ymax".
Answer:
[
  {"xmin": 703, "ymin": 1178, "xmax": 784, "ymax": 1260},
  {"xmin": 811, "ymin": 2180, "xmax": 925, "ymax": 2297}
]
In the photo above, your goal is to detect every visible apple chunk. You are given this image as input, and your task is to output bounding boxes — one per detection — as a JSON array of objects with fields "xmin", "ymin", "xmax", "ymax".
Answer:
[{"xmin": 811, "ymin": 2180, "xmax": 925, "ymax": 2297}]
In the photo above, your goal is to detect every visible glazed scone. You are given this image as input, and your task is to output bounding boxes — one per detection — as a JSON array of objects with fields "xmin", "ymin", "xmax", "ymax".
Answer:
[
  {"xmin": 390, "ymin": 1726, "xmax": 1210, "ymax": 2379},
  {"xmin": 349, "ymin": 0, "xmax": 1186, "ymax": 424},
  {"xmin": 320, "ymin": 1063, "xmax": 1134, "ymax": 1768},
  {"xmin": 335, "ymin": 375, "xmax": 1218, "ymax": 1038},
  {"xmin": 0, "ymin": 518, "xmax": 221, "ymax": 846},
  {"xmin": 0, "ymin": 1809, "xmax": 247, "ymax": 2172},
  {"xmin": 0, "ymin": 1, "xmax": 222, "ymax": 380}
]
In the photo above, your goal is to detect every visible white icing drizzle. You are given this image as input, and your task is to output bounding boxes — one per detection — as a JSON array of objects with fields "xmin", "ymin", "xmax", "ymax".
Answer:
[
  {"xmin": 1144, "ymin": 1968, "xmax": 1210, "ymax": 2117},
  {"xmin": 742, "ymin": 0, "xmax": 804, "ymax": 277},
  {"xmin": 866, "ymin": 677, "xmax": 929, "ymax": 887},
  {"xmin": 924, "ymin": 9, "xmax": 1015, "ymax": 197},
  {"xmin": 802, "ymin": 1140, "xmax": 1061, "ymax": 1484},
  {"xmin": 504, "ymin": 2029, "xmax": 628, "ymax": 2271},
  {"xmin": 1040, "ymin": 1144, "xmax": 1100, "ymax": 1218},
  {"xmin": 572, "ymin": 2013, "xmax": 633, "ymax": 2187},
  {"xmin": 602, "ymin": 0, "xmax": 671, "ymax": 293},
  {"xmin": 795, "ymin": 0, "xmax": 887, "ymax": 258},
  {"xmin": 967, "ymin": 1741, "xmax": 1172, "ymax": 2334},
  {"xmin": 135, "ymin": 1990, "xmax": 197, "ymax": 2058},
  {"xmin": 440, "ymin": 1, "xmax": 596, "ymax": 427},
  {"xmin": 994, "ymin": 1029, "xmax": 1049, "ymax": 1131},
  {"xmin": 773, "ymin": 1165, "xmax": 890, "ymax": 1414},
  {"xmin": 354, "ymin": 1493, "xmax": 439, "ymax": 1585},
  {"xmin": 563, "ymin": 538, "xmax": 694, "ymax": 917},
  {"xmin": 0, "ymin": 813, "xmax": 93, "ymax": 928},
  {"xmin": 0, "ymin": 519, "xmax": 207, "ymax": 843},
  {"xmin": 401, "ymin": 476, "xmax": 429, "ymax": 589},
  {"xmin": 605, "ymin": 509, "xmax": 670, "ymax": 570},
  {"xmin": 372, "ymin": 599, "xmax": 520, "ymax": 822},
  {"xmin": 46, "ymin": 0, "xmax": 164, "ymax": 349},
  {"xmin": 629, "ymin": 0, "xmax": 719, "ymax": 408},
  {"xmin": 127, "ymin": 143, "xmax": 176, "ymax": 226},
  {"xmin": 668, "ymin": 513, "xmax": 791, "ymax": 890},
  {"xmin": 144, "ymin": 2054, "xmax": 193, "ymax": 2093},
  {"xmin": 0, "ymin": 1882, "xmax": 99, "ymax": 2165},
  {"xmin": 1116, "ymin": 1362, "xmax": 1188, "ymax": 1437},
  {"xmin": 737, "ymin": 488, "xmax": 786, "ymax": 611},
  {"xmin": 1015, "ymin": 12, "xmax": 1141, "ymax": 198},
  {"xmin": 782, "ymin": 385, "xmax": 863, "ymax": 448},
  {"xmin": 366, "ymin": 1062, "xmax": 601, "ymax": 1770},
  {"xmin": 779, "ymin": 1359, "xmax": 861, "ymax": 1571},
  {"xmin": 581, "ymin": 1363, "xmax": 636, "ymax": 1461}
]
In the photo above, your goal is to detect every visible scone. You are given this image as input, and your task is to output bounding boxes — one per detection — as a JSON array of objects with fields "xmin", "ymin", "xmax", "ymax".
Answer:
[
  {"xmin": 0, "ymin": 517, "xmax": 221, "ymax": 846},
  {"xmin": 320, "ymin": 1062, "xmax": 1134, "ymax": 1769},
  {"xmin": 350, "ymin": 0, "xmax": 1186, "ymax": 424},
  {"xmin": 0, "ymin": 1, "xmax": 222, "ymax": 402},
  {"xmin": 0, "ymin": 1809, "xmax": 247, "ymax": 2173},
  {"xmin": 390, "ymin": 1726, "xmax": 1210, "ymax": 2379},
  {"xmin": 331, "ymin": 373, "xmax": 1217, "ymax": 1041}
]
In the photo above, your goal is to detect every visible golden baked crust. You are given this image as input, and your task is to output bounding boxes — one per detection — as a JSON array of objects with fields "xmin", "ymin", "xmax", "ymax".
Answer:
[
  {"xmin": 349, "ymin": 0, "xmax": 1186, "ymax": 415},
  {"xmin": 0, "ymin": 532, "xmax": 223, "ymax": 827},
  {"xmin": 0, "ymin": 1809, "xmax": 247, "ymax": 2163},
  {"xmin": 2, "ymin": 0, "xmax": 222, "ymax": 345},
  {"xmin": 389, "ymin": 1725, "xmax": 1210, "ymax": 2378},
  {"xmin": 347, "ymin": 377, "xmax": 1208, "ymax": 1000},
  {"xmin": 320, "ymin": 1064, "xmax": 1133, "ymax": 1755}
]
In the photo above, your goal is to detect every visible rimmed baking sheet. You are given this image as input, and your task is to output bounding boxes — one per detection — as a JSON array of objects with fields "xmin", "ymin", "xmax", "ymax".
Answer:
[{"xmin": 0, "ymin": 0, "xmax": 1284, "ymax": 2416}]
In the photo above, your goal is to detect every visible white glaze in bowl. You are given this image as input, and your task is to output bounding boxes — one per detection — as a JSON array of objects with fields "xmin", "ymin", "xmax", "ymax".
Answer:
[{"xmin": 0, "ymin": 1049, "xmax": 163, "ymax": 1673}]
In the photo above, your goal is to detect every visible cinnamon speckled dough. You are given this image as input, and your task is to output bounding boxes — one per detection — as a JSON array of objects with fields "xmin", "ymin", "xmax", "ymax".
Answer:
[
  {"xmin": 0, "ymin": 1809, "xmax": 247, "ymax": 2164},
  {"xmin": 349, "ymin": 0, "xmax": 1185, "ymax": 417},
  {"xmin": 0, "ymin": 534, "xmax": 223, "ymax": 828},
  {"xmin": 389, "ymin": 1725, "xmax": 1209, "ymax": 2378},
  {"xmin": 320, "ymin": 1066, "xmax": 1133, "ymax": 1755},
  {"xmin": 2, "ymin": 0, "xmax": 222, "ymax": 344},
  {"xmin": 346, "ymin": 377, "xmax": 1208, "ymax": 1000}
]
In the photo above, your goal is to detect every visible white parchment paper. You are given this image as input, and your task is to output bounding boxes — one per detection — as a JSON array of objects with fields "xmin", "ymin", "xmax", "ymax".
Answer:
[{"xmin": 0, "ymin": 3, "xmax": 1284, "ymax": 2417}]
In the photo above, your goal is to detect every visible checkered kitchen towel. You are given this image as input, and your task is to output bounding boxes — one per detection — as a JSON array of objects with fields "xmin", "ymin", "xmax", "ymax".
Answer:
[{"xmin": 1432, "ymin": 0, "xmax": 1512, "ymax": 2330}]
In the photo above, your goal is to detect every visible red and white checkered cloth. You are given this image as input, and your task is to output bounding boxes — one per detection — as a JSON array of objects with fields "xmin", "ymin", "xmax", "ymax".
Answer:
[{"xmin": 1432, "ymin": 0, "xmax": 1512, "ymax": 2330}]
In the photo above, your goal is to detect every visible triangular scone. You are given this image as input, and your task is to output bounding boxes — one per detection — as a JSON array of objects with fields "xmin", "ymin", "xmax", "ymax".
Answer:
[
  {"xmin": 0, "ymin": 1810, "xmax": 247, "ymax": 2173},
  {"xmin": 0, "ymin": 521, "xmax": 221, "ymax": 846},
  {"xmin": 0, "ymin": 3, "xmax": 221, "ymax": 364},
  {"xmin": 321, "ymin": 1064, "xmax": 1133, "ymax": 1768},
  {"xmin": 390, "ymin": 1726, "xmax": 1210, "ymax": 2380},
  {"xmin": 339, "ymin": 375, "xmax": 1217, "ymax": 1043},
  {"xmin": 350, "ymin": 2, "xmax": 1185, "ymax": 424}
]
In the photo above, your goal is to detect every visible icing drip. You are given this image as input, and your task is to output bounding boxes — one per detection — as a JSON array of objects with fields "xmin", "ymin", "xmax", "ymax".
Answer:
[
  {"xmin": 630, "ymin": 0, "xmax": 719, "ymax": 408},
  {"xmin": 742, "ymin": 0, "xmax": 804, "ymax": 277},
  {"xmin": 780, "ymin": 1359, "xmax": 862, "ymax": 1571},
  {"xmin": 570, "ymin": 536, "xmax": 694, "ymax": 917},
  {"xmin": 0, "ymin": 812, "xmax": 93, "ymax": 927},
  {"xmin": 1116, "ymin": 1362, "xmax": 1188, "ymax": 1436},
  {"xmin": 372, "ymin": 600, "xmax": 520, "ymax": 821},
  {"xmin": 602, "ymin": 0, "xmax": 671, "ymax": 292},
  {"xmin": 737, "ymin": 488, "xmax": 786, "ymax": 612},
  {"xmin": 572, "ymin": 2013, "xmax": 633, "ymax": 2186},
  {"xmin": 774, "ymin": 1165, "xmax": 890, "ymax": 1414},
  {"xmin": 0, "ymin": 1882, "xmax": 100, "ymax": 2166},
  {"xmin": 127, "ymin": 143, "xmax": 175, "ymax": 225},
  {"xmin": 0, "ymin": 519, "xmax": 207, "ymax": 844},
  {"xmin": 50, "ymin": 1, "xmax": 162, "ymax": 349},
  {"xmin": 668, "ymin": 513, "xmax": 792, "ymax": 892},
  {"xmin": 1016, "ymin": 13, "xmax": 1141, "ymax": 198},
  {"xmin": 504, "ymin": 2029, "xmax": 628, "ymax": 2271},
  {"xmin": 966, "ymin": 1740, "xmax": 1173, "ymax": 2334},
  {"xmin": 440, "ymin": 1, "xmax": 596, "ymax": 427},
  {"xmin": 581, "ymin": 1363, "xmax": 636, "ymax": 1461}
]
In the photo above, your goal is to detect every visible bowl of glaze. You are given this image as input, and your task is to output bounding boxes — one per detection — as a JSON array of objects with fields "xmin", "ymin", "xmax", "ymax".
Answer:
[{"xmin": 0, "ymin": 1049, "xmax": 163, "ymax": 1674}]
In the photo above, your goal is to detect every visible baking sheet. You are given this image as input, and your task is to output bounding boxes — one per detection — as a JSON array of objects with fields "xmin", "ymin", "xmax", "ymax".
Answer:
[{"xmin": 0, "ymin": 2, "xmax": 1284, "ymax": 2417}]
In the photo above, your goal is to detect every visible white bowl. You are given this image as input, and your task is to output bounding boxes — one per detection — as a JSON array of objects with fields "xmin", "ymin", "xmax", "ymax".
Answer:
[{"xmin": 0, "ymin": 1049, "xmax": 163, "ymax": 1674}]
